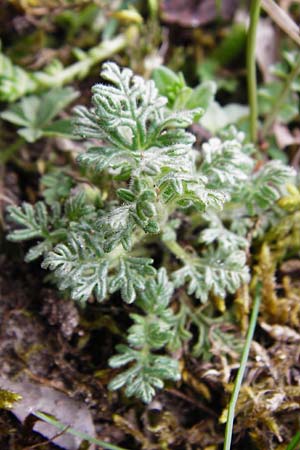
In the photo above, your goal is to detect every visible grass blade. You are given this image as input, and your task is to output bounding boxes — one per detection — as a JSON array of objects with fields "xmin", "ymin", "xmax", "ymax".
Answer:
[
  {"xmin": 223, "ymin": 282, "xmax": 262, "ymax": 450},
  {"xmin": 286, "ymin": 431, "xmax": 300, "ymax": 450},
  {"xmin": 33, "ymin": 411, "xmax": 130, "ymax": 450}
]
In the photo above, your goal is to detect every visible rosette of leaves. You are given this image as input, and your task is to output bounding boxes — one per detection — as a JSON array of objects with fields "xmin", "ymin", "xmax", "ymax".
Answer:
[{"xmin": 7, "ymin": 62, "xmax": 295, "ymax": 402}]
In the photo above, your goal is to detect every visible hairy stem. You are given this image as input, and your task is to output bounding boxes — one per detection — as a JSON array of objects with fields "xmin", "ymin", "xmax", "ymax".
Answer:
[
  {"xmin": 223, "ymin": 282, "xmax": 262, "ymax": 450},
  {"xmin": 261, "ymin": 54, "xmax": 300, "ymax": 138},
  {"xmin": 163, "ymin": 239, "xmax": 192, "ymax": 263},
  {"xmin": 247, "ymin": 0, "xmax": 261, "ymax": 143}
]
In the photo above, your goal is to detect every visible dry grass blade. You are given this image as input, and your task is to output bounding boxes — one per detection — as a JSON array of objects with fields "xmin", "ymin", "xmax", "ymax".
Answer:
[{"xmin": 262, "ymin": 0, "xmax": 300, "ymax": 46}]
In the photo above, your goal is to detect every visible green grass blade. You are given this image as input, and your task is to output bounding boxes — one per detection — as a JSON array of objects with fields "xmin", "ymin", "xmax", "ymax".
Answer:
[
  {"xmin": 286, "ymin": 431, "xmax": 300, "ymax": 450},
  {"xmin": 223, "ymin": 282, "xmax": 262, "ymax": 450},
  {"xmin": 33, "ymin": 411, "xmax": 130, "ymax": 450}
]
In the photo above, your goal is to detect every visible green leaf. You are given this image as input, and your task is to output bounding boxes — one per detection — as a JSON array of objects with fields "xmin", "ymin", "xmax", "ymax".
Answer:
[
  {"xmin": 200, "ymin": 135, "xmax": 254, "ymax": 188},
  {"xmin": 108, "ymin": 269, "xmax": 180, "ymax": 402},
  {"xmin": 42, "ymin": 119, "xmax": 76, "ymax": 138},
  {"xmin": 233, "ymin": 161, "xmax": 295, "ymax": 213},
  {"xmin": 89, "ymin": 62, "xmax": 167, "ymax": 149},
  {"xmin": 138, "ymin": 268, "xmax": 174, "ymax": 313},
  {"xmin": 199, "ymin": 213, "xmax": 248, "ymax": 252},
  {"xmin": 258, "ymin": 83, "xmax": 299, "ymax": 123},
  {"xmin": 109, "ymin": 348, "xmax": 180, "ymax": 403},
  {"xmin": 37, "ymin": 87, "xmax": 79, "ymax": 126},
  {"xmin": 110, "ymin": 257, "xmax": 156, "ymax": 303},
  {"xmin": 18, "ymin": 127, "xmax": 43, "ymax": 143},
  {"xmin": 96, "ymin": 206, "xmax": 135, "ymax": 252},
  {"xmin": 172, "ymin": 248, "xmax": 249, "ymax": 302},
  {"xmin": 127, "ymin": 315, "xmax": 173, "ymax": 349},
  {"xmin": 41, "ymin": 171, "xmax": 75, "ymax": 205},
  {"xmin": 42, "ymin": 233, "xmax": 109, "ymax": 303},
  {"xmin": 25, "ymin": 240, "xmax": 53, "ymax": 262},
  {"xmin": 77, "ymin": 147, "xmax": 135, "ymax": 173},
  {"xmin": 152, "ymin": 66, "xmax": 184, "ymax": 96},
  {"xmin": 201, "ymin": 101, "xmax": 249, "ymax": 133},
  {"xmin": 185, "ymin": 80, "xmax": 216, "ymax": 111},
  {"xmin": 64, "ymin": 192, "xmax": 96, "ymax": 222},
  {"xmin": 212, "ymin": 23, "xmax": 247, "ymax": 66},
  {"xmin": 0, "ymin": 49, "xmax": 38, "ymax": 102},
  {"xmin": 152, "ymin": 66, "xmax": 186, "ymax": 107},
  {"xmin": 7, "ymin": 202, "xmax": 49, "ymax": 241},
  {"xmin": 6, "ymin": 201, "xmax": 68, "ymax": 261},
  {"xmin": 1, "ymin": 87, "xmax": 78, "ymax": 142}
]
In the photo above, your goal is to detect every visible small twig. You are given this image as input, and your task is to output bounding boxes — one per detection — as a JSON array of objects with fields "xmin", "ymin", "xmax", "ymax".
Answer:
[
  {"xmin": 166, "ymin": 388, "xmax": 219, "ymax": 417},
  {"xmin": 33, "ymin": 411, "xmax": 130, "ymax": 450},
  {"xmin": 223, "ymin": 282, "xmax": 262, "ymax": 450},
  {"xmin": 22, "ymin": 424, "xmax": 70, "ymax": 450},
  {"xmin": 247, "ymin": 0, "xmax": 261, "ymax": 143}
]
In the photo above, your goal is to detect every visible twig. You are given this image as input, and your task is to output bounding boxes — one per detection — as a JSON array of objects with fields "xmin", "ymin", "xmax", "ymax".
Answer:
[
  {"xmin": 33, "ymin": 411, "xmax": 130, "ymax": 450},
  {"xmin": 247, "ymin": 0, "xmax": 261, "ymax": 143},
  {"xmin": 166, "ymin": 388, "xmax": 219, "ymax": 417},
  {"xmin": 223, "ymin": 282, "xmax": 262, "ymax": 450},
  {"xmin": 22, "ymin": 424, "xmax": 70, "ymax": 450}
]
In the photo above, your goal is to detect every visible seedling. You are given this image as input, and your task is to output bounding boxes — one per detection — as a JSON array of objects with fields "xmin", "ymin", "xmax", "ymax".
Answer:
[{"xmin": 7, "ymin": 62, "xmax": 294, "ymax": 402}]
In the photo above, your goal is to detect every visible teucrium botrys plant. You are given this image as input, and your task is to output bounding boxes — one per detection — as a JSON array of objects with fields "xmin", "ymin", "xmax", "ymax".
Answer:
[{"xmin": 7, "ymin": 62, "xmax": 294, "ymax": 402}]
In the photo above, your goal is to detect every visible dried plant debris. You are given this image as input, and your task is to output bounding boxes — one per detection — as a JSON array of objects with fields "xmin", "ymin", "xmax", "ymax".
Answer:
[
  {"xmin": 161, "ymin": 0, "xmax": 238, "ymax": 27},
  {"xmin": 0, "ymin": 378, "xmax": 96, "ymax": 450}
]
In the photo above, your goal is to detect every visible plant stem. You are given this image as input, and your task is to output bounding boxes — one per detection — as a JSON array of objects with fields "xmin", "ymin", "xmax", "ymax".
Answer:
[
  {"xmin": 1, "ymin": 30, "xmax": 133, "ymax": 102},
  {"xmin": 35, "ymin": 32, "xmax": 129, "ymax": 89},
  {"xmin": 163, "ymin": 239, "xmax": 192, "ymax": 263},
  {"xmin": 261, "ymin": 54, "xmax": 300, "ymax": 138},
  {"xmin": 148, "ymin": 0, "xmax": 159, "ymax": 18},
  {"xmin": 247, "ymin": 0, "xmax": 261, "ymax": 143},
  {"xmin": 33, "ymin": 411, "xmax": 130, "ymax": 450},
  {"xmin": 223, "ymin": 282, "xmax": 262, "ymax": 450},
  {"xmin": 0, "ymin": 137, "xmax": 25, "ymax": 165}
]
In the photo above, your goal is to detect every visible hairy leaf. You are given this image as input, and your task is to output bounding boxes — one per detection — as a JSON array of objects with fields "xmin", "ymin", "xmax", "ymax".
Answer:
[
  {"xmin": 173, "ymin": 248, "xmax": 249, "ymax": 302},
  {"xmin": 108, "ymin": 269, "xmax": 179, "ymax": 402}
]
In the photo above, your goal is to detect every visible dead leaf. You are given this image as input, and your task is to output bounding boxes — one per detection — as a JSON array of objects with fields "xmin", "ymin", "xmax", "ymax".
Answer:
[
  {"xmin": 256, "ymin": 18, "xmax": 278, "ymax": 83},
  {"xmin": 273, "ymin": 123, "xmax": 300, "ymax": 150},
  {"xmin": 260, "ymin": 321, "xmax": 300, "ymax": 342},
  {"xmin": 161, "ymin": 0, "xmax": 238, "ymax": 27},
  {"xmin": 280, "ymin": 259, "xmax": 300, "ymax": 275},
  {"xmin": 0, "ymin": 377, "xmax": 96, "ymax": 450},
  {"xmin": 262, "ymin": 0, "xmax": 300, "ymax": 46}
]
